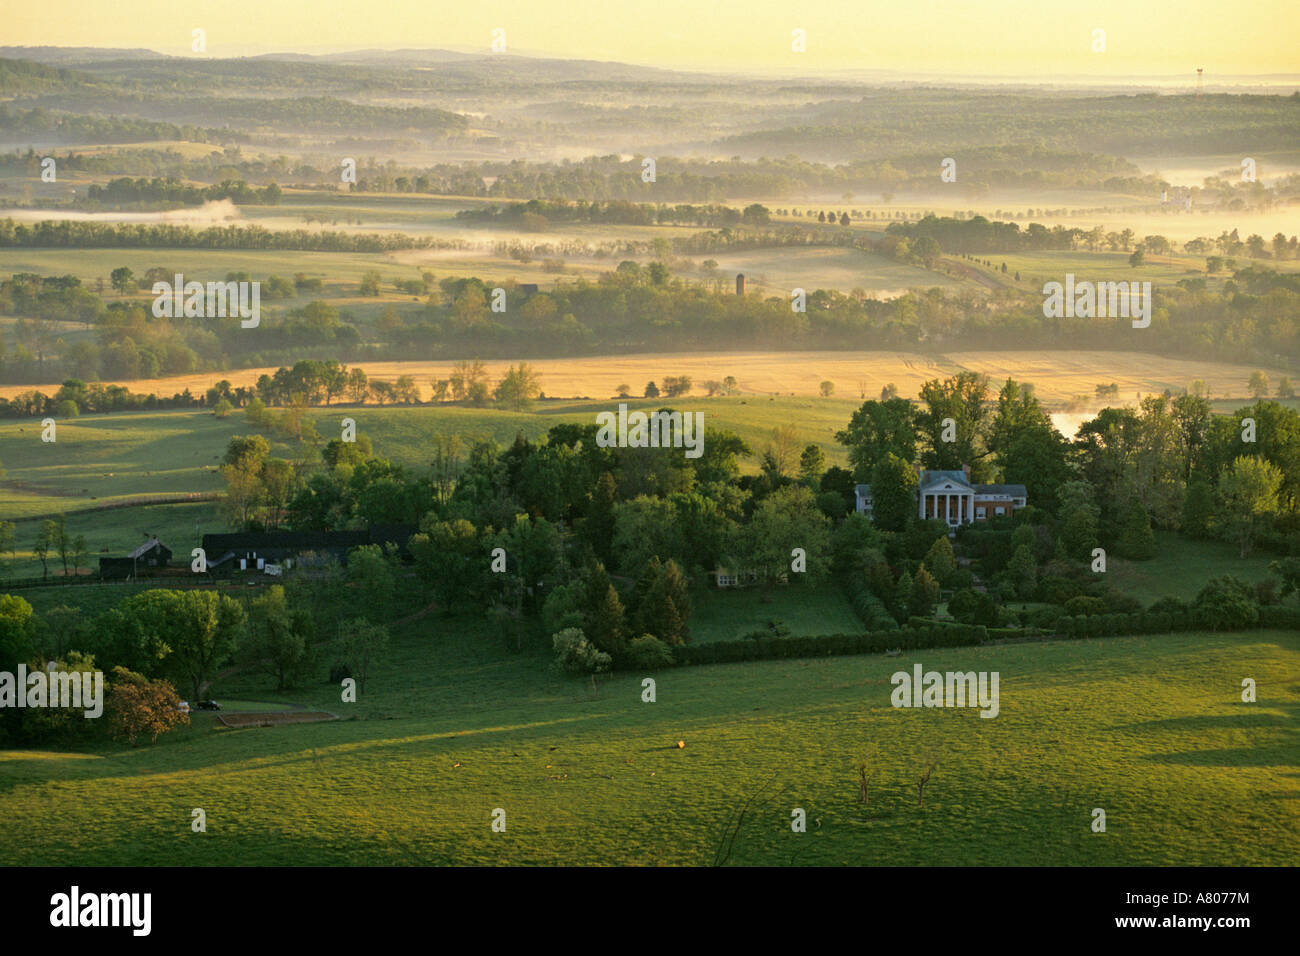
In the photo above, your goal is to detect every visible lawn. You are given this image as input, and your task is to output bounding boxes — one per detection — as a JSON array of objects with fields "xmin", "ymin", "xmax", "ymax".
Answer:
[
  {"xmin": 688, "ymin": 582, "xmax": 860, "ymax": 642},
  {"xmin": 0, "ymin": 613, "xmax": 1294, "ymax": 866},
  {"xmin": 1107, "ymin": 531, "xmax": 1278, "ymax": 605}
]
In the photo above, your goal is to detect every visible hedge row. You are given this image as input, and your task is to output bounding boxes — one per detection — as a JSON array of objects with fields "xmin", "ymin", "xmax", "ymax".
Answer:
[
  {"xmin": 671, "ymin": 605, "xmax": 1300, "ymax": 668},
  {"xmin": 1055, "ymin": 610, "xmax": 1191, "ymax": 637},
  {"xmin": 1056, "ymin": 604, "xmax": 1300, "ymax": 637},
  {"xmin": 673, "ymin": 623, "xmax": 988, "ymax": 666},
  {"xmin": 1260, "ymin": 605, "xmax": 1300, "ymax": 628},
  {"xmin": 843, "ymin": 574, "xmax": 901, "ymax": 631}
]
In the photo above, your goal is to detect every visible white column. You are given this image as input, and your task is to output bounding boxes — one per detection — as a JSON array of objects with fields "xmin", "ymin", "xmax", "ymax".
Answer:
[{"xmin": 944, "ymin": 494, "xmax": 950, "ymax": 524}]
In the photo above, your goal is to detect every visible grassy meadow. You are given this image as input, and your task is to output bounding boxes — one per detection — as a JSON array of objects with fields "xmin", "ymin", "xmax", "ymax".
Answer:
[
  {"xmin": 1107, "ymin": 532, "xmax": 1279, "ymax": 605},
  {"xmin": 0, "ymin": 399, "xmax": 859, "ymax": 523},
  {"xmin": 0, "ymin": 610, "xmax": 1293, "ymax": 866}
]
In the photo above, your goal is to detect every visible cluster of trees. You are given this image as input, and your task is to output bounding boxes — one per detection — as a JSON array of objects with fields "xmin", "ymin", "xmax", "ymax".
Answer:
[
  {"xmin": 393, "ymin": 259, "xmax": 1300, "ymax": 367},
  {"xmin": 837, "ymin": 371, "xmax": 1300, "ymax": 563},
  {"xmin": 6, "ymin": 369, "xmax": 1299, "ymax": 742},
  {"xmin": 338, "ymin": 148, "xmax": 1166, "ymax": 202},
  {"xmin": 889, "ymin": 214, "xmax": 1299, "ymax": 260},
  {"xmin": 159, "ymin": 94, "xmax": 469, "ymax": 135},
  {"xmin": 456, "ymin": 199, "xmax": 773, "ymax": 230},
  {"xmin": 0, "ymin": 106, "xmax": 240, "ymax": 146},
  {"xmin": 231, "ymin": 357, "xmax": 542, "ymax": 412},
  {"xmin": 722, "ymin": 91, "xmax": 1300, "ymax": 162},
  {"xmin": 0, "ymin": 380, "xmax": 200, "ymax": 419},
  {"xmin": 86, "ymin": 177, "xmax": 282, "ymax": 206},
  {"xmin": 0, "ymin": 568, "xmax": 393, "ymax": 746},
  {"xmin": 3, "ymin": 248, "xmax": 1297, "ymax": 391},
  {"xmin": 0, "ymin": 219, "xmax": 455, "ymax": 254}
]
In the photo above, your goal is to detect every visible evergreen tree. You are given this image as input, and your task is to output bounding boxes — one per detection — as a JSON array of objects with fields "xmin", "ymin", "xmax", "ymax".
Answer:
[
  {"xmin": 1114, "ymin": 498, "xmax": 1157, "ymax": 559},
  {"xmin": 910, "ymin": 567, "xmax": 941, "ymax": 618},
  {"xmin": 1006, "ymin": 544, "xmax": 1038, "ymax": 598},
  {"xmin": 632, "ymin": 556, "xmax": 692, "ymax": 646},
  {"xmin": 870, "ymin": 453, "xmax": 918, "ymax": 532},
  {"xmin": 582, "ymin": 472, "xmax": 617, "ymax": 565},
  {"xmin": 1056, "ymin": 481, "xmax": 1100, "ymax": 561},
  {"xmin": 583, "ymin": 563, "xmax": 627, "ymax": 656},
  {"xmin": 893, "ymin": 569, "xmax": 914, "ymax": 623},
  {"xmin": 923, "ymin": 536, "xmax": 957, "ymax": 587}
]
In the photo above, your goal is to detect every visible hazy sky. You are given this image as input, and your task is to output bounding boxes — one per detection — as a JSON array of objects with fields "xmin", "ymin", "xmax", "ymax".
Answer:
[{"xmin": 8, "ymin": 0, "xmax": 1299, "ymax": 76}]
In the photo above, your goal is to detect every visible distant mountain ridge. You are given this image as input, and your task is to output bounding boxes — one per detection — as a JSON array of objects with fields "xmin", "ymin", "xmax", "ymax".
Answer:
[{"xmin": 0, "ymin": 46, "xmax": 692, "ymax": 83}]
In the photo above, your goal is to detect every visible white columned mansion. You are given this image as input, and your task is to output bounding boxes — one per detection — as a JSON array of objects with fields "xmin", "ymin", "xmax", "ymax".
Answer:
[{"xmin": 855, "ymin": 465, "xmax": 1027, "ymax": 529}]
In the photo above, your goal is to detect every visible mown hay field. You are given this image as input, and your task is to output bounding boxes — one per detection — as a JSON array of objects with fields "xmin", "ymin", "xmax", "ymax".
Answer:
[{"xmin": 2, "ymin": 350, "xmax": 1286, "ymax": 407}]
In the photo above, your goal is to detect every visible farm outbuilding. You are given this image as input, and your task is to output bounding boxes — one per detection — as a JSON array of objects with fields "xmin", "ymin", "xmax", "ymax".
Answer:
[
  {"xmin": 99, "ymin": 536, "xmax": 173, "ymax": 579},
  {"xmin": 201, "ymin": 524, "xmax": 417, "ymax": 575}
]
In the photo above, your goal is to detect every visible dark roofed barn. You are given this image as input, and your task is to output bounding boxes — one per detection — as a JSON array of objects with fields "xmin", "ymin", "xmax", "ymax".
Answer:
[
  {"xmin": 99, "ymin": 536, "xmax": 173, "ymax": 579},
  {"xmin": 200, "ymin": 525, "xmax": 418, "ymax": 575}
]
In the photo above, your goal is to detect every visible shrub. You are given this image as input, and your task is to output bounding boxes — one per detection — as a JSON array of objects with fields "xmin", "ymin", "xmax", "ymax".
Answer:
[
  {"xmin": 552, "ymin": 628, "xmax": 612, "ymax": 674},
  {"xmin": 105, "ymin": 666, "xmax": 188, "ymax": 746},
  {"xmin": 1146, "ymin": 596, "xmax": 1188, "ymax": 616},
  {"xmin": 624, "ymin": 634, "xmax": 675, "ymax": 670},
  {"xmin": 1037, "ymin": 573, "xmax": 1083, "ymax": 605},
  {"xmin": 1063, "ymin": 595, "xmax": 1106, "ymax": 617},
  {"xmin": 1101, "ymin": 589, "xmax": 1142, "ymax": 614},
  {"xmin": 1023, "ymin": 605, "xmax": 1063, "ymax": 629},
  {"xmin": 1193, "ymin": 577, "xmax": 1260, "ymax": 631},
  {"xmin": 948, "ymin": 588, "xmax": 998, "ymax": 626}
]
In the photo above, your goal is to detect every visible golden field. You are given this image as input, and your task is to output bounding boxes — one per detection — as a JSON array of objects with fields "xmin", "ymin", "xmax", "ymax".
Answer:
[{"xmin": 1, "ymin": 350, "xmax": 1288, "ymax": 406}]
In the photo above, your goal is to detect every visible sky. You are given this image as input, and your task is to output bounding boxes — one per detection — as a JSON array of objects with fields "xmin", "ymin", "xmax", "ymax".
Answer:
[{"xmin": 6, "ymin": 0, "xmax": 1299, "ymax": 77}]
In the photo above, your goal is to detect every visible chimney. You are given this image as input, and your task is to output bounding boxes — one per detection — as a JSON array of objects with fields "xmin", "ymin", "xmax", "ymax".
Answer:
[
  {"xmin": 962, "ymin": 464, "xmax": 970, "ymax": 481},
  {"xmin": 735, "ymin": 273, "xmax": 745, "ymax": 296}
]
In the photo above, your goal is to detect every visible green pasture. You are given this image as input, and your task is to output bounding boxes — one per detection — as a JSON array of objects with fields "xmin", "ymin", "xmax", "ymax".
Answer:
[
  {"xmin": 4, "ymin": 501, "xmax": 219, "ymax": 578},
  {"xmin": 0, "ymin": 614, "xmax": 1294, "ymax": 866}
]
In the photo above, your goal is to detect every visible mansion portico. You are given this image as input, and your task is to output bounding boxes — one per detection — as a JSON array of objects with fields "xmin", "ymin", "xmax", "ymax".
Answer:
[{"xmin": 855, "ymin": 465, "xmax": 1027, "ymax": 528}]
